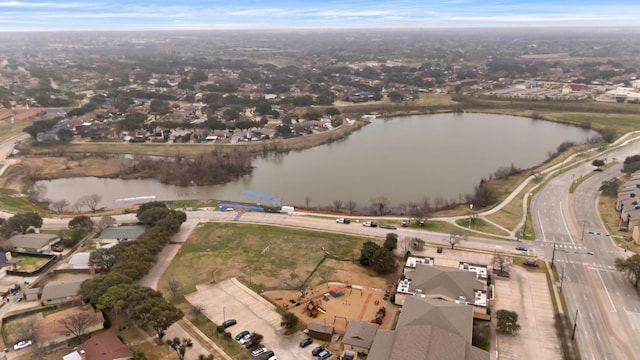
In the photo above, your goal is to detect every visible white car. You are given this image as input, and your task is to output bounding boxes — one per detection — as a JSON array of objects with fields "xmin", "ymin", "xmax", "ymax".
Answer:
[
  {"xmin": 13, "ymin": 340, "xmax": 32, "ymax": 351},
  {"xmin": 335, "ymin": 218, "xmax": 350, "ymax": 224},
  {"xmin": 239, "ymin": 334, "xmax": 252, "ymax": 345},
  {"xmin": 251, "ymin": 347, "xmax": 267, "ymax": 357},
  {"xmin": 362, "ymin": 221, "xmax": 377, "ymax": 227}
]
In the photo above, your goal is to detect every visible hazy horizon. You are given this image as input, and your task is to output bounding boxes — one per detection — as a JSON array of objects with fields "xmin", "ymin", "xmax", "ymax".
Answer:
[{"xmin": 0, "ymin": 0, "xmax": 639, "ymax": 32}]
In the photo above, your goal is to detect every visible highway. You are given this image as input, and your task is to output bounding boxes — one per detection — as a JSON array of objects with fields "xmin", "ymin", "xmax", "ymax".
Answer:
[{"xmin": 531, "ymin": 140, "xmax": 640, "ymax": 360}]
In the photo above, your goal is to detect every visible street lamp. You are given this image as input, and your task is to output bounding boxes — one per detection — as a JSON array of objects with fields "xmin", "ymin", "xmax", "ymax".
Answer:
[{"xmin": 468, "ymin": 204, "xmax": 473, "ymax": 229}]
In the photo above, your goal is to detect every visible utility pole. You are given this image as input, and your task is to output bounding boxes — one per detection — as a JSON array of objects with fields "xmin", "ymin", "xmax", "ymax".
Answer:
[
  {"xmin": 560, "ymin": 266, "xmax": 565, "ymax": 291},
  {"xmin": 571, "ymin": 309, "xmax": 579, "ymax": 340},
  {"xmin": 551, "ymin": 243, "xmax": 557, "ymax": 267}
]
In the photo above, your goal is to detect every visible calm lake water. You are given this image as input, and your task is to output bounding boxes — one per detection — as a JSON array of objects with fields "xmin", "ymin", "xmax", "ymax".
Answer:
[{"xmin": 36, "ymin": 113, "xmax": 597, "ymax": 210}]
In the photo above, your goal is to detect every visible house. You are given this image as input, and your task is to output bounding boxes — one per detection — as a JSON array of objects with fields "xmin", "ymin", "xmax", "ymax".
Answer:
[
  {"xmin": 307, "ymin": 322, "xmax": 334, "ymax": 341},
  {"xmin": 24, "ymin": 287, "xmax": 40, "ymax": 301},
  {"xmin": 395, "ymin": 265, "xmax": 488, "ymax": 316},
  {"xmin": 40, "ymin": 275, "xmax": 91, "ymax": 305},
  {"xmin": 7, "ymin": 233, "xmax": 60, "ymax": 253},
  {"xmin": 367, "ymin": 296, "xmax": 488, "ymax": 360},
  {"xmin": 67, "ymin": 332, "xmax": 133, "ymax": 360},
  {"xmin": 343, "ymin": 321, "xmax": 379, "ymax": 355},
  {"xmin": 67, "ymin": 252, "xmax": 91, "ymax": 270}
]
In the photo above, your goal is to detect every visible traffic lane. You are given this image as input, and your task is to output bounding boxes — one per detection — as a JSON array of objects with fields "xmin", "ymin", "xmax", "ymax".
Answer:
[{"xmin": 185, "ymin": 279, "xmax": 310, "ymax": 360}]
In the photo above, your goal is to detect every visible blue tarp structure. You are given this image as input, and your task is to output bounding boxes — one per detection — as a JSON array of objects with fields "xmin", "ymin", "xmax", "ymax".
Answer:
[{"xmin": 218, "ymin": 203, "xmax": 264, "ymax": 212}]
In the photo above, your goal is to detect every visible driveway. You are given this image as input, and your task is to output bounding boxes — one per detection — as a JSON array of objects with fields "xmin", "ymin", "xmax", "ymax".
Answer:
[
  {"xmin": 186, "ymin": 278, "xmax": 311, "ymax": 359},
  {"xmin": 493, "ymin": 266, "xmax": 562, "ymax": 360}
]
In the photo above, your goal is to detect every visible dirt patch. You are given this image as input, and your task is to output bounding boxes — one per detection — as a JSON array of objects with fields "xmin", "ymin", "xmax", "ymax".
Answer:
[{"xmin": 263, "ymin": 283, "xmax": 397, "ymax": 334}]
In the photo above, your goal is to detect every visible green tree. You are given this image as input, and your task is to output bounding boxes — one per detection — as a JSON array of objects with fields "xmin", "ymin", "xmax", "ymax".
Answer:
[
  {"xmin": 387, "ymin": 91, "xmax": 404, "ymax": 102},
  {"xmin": 384, "ymin": 233, "xmax": 398, "ymax": 251},
  {"xmin": 359, "ymin": 241, "xmax": 381, "ymax": 266},
  {"xmin": 623, "ymin": 155, "xmax": 640, "ymax": 174},
  {"xmin": 166, "ymin": 337, "xmax": 193, "ymax": 360},
  {"xmin": 496, "ymin": 310, "xmax": 521, "ymax": 334},
  {"xmin": 2, "ymin": 212, "xmax": 43, "ymax": 236},
  {"xmin": 137, "ymin": 207, "xmax": 171, "ymax": 227},
  {"xmin": 324, "ymin": 107, "xmax": 340, "ymax": 116},
  {"xmin": 68, "ymin": 215, "xmax": 95, "ymax": 234},
  {"xmin": 254, "ymin": 101, "xmax": 272, "ymax": 115},
  {"xmin": 97, "ymin": 285, "xmax": 127, "ymax": 323},
  {"xmin": 592, "ymin": 159, "xmax": 605, "ymax": 171},
  {"xmin": 599, "ymin": 178, "xmax": 620, "ymax": 197},
  {"xmin": 370, "ymin": 247, "xmax": 398, "ymax": 274},
  {"xmin": 615, "ymin": 254, "xmax": 640, "ymax": 288},
  {"xmin": 149, "ymin": 99, "xmax": 171, "ymax": 116},
  {"xmin": 134, "ymin": 298, "xmax": 184, "ymax": 344},
  {"xmin": 248, "ymin": 332, "xmax": 264, "ymax": 349},
  {"xmin": 280, "ymin": 312, "xmax": 299, "ymax": 330}
]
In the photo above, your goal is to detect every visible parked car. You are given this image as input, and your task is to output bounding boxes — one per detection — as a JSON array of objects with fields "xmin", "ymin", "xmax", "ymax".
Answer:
[
  {"xmin": 299, "ymin": 337, "xmax": 313, "ymax": 348},
  {"xmin": 222, "ymin": 319, "xmax": 237, "ymax": 328},
  {"xmin": 51, "ymin": 244, "xmax": 63, "ymax": 252},
  {"xmin": 239, "ymin": 334, "xmax": 252, "ymax": 345},
  {"xmin": 317, "ymin": 349, "xmax": 334, "ymax": 360},
  {"xmin": 13, "ymin": 340, "xmax": 32, "ymax": 351},
  {"xmin": 515, "ymin": 245, "xmax": 528, "ymax": 251},
  {"xmin": 311, "ymin": 346, "xmax": 325, "ymax": 356},
  {"xmin": 235, "ymin": 330, "xmax": 250, "ymax": 341},
  {"xmin": 244, "ymin": 340, "xmax": 254, "ymax": 349},
  {"xmin": 251, "ymin": 347, "xmax": 268, "ymax": 357},
  {"xmin": 336, "ymin": 218, "xmax": 350, "ymax": 224},
  {"xmin": 362, "ymin": 221, "xmax": 377, "ymax": 227}
]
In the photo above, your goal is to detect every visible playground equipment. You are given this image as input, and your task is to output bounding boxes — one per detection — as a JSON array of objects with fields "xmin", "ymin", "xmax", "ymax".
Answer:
[
  {"xmin": 372, "ymin": 306, "xmax": 386, "ymax": 325},
  {"xmin": 305, "ymin": 298, "xmax": 323, "ymax": 318}
]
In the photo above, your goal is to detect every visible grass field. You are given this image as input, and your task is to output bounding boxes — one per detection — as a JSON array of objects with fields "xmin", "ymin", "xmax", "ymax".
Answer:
[
  {"xmin": 14, "ymin": 255, "xmax": 50, "ymax": 272},
  {"xmin": 158, "ymin": 222, "xmax": 377, "ymax": 296}
]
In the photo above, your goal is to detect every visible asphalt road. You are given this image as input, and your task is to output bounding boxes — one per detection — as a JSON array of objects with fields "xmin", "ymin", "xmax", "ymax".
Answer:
[{"xmin": 531, "ymin": 138, "xmax": 640, "ymax": 360}]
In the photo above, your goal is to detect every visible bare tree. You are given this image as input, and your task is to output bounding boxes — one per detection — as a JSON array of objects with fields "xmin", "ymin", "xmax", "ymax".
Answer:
[
  {"xmin": 410, "ymin": 237, "xmax": 425, "ymax": 251},
  {"xmin": 397, "ymin": 201, "xmax": 408, "ymax": 215},
  {"xmin": 305, "ymin": 197, "xmax": 311, "ymax": 209},
  {"xmin": 28, "ymin": 319, "xmax": 45, "ymax": 357},
  {"xmin": 60, "ymin": 311, "xmax": 95, "ymax": 337},
  {"xmin": 420, "ymin": 196, "xmax": 432, "ymax": 218},
  {"xmin": 98, "ymin": 216, "xmax": 116, "ymax": 230},
  {"xmin": 332, "ymin": 200, "xmax": 343, "ymax": 212},
  {"xmin": 447, "ymin": 229, "xmax": 468, "ymax": 249},
  {"xmin": 51, "ymin": 199, "xmax": 69, "ymax": 214},
  {"xmin": 72, "ymin": 200, "xmax": 84, "ymax": 213},
  {"xmin": 346, "ymin": 200, "xmax": 357, "ymax": 214},
  {"xmin": 80, "ymin": 194, "xmax": 102, "ymax": 212},
  {"xmin": 371, "ymin": 196, "xmax": 389, "ymax": 216},
  {"xmin": 493, "ymin": 253, "xmax": 510, "ymax": 277},
  {"xmin": 165, "ymin": 278, "xmax": 182, "ymax": 299}
]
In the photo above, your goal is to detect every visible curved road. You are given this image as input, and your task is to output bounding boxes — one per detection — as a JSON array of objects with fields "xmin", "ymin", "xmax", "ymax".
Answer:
[{"xmin": 531, "ymin": 139, "xmax": 640, "ymax": 360}]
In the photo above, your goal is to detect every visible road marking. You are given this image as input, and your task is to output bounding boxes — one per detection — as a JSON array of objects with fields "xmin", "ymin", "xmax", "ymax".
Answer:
[
  {"xmin": 595, "ymin": 269, "xmax": 617, "ymax": 313},
  {"xmin": 537, "ymin": 209, "xmax": 548, "ymax": 241},
  {"xmin": 559, "ymin": 201, "xmax": 576, "ymax": 244}
]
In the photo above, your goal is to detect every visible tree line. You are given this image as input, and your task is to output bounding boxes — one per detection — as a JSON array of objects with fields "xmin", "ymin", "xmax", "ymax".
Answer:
[{"xmin": 79, "ymin": 202, "xmax": 187, "ymax": 344}]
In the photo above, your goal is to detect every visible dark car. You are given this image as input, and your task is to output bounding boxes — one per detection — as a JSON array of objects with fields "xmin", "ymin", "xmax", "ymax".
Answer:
[
  {"xmin": 299, "ymin": 337, "xmax": 313, "ymax": 348},
  {"xmin": 515, "ymin": 245, "xmax": 528, "ymax": 251},
  {"xmin": 311, "ymin": 346, "xmax": 325, "ymax": 356},
  {"xmin": 222, "ymin": 319, "xmax": 237, "ymax": 329},
  {"xmin": 235, "ymin": 330, "xmax": 250, "ymax": 341},
  {"xmin": 51, "ymin": 244, "xmax": 63, "ymax": 252},
  {"xmin": 244, "ymin": 340, "xmax": 254, "ymax": 349}
]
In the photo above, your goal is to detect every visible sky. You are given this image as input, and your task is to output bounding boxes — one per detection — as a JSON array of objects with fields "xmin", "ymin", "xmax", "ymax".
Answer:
[{"xmin": 0, "ymin": 0, "xmax": 639, "ymax": 32}]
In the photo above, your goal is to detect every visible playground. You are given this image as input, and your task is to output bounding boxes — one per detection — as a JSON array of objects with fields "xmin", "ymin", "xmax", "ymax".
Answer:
[{"xmin": 262, "ymin": 283, "xmax": 397, "ymax": 334}]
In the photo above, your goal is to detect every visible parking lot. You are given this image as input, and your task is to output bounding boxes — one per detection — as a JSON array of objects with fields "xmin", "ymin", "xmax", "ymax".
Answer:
[
  {"xmin": 494, "ymin": 266, "xmax": 563, "ymax": 360},
  {"xmin": 185, "ymin": 278, "xmax": 314, "ymax": 359}
]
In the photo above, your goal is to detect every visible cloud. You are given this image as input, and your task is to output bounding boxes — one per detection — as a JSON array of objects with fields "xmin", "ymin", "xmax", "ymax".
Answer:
[{"xmin": 0, "ymin": 1, "xmax": 87, "ymax": 9}]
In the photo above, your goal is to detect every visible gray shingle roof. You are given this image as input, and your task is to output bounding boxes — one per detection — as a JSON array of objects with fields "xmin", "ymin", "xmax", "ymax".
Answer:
[
  {"xmin": 343, "ymin": 320, "xmax": 379, "ymax": 349},
  {"xmin": 8, "ymin": 233, "xmax": 59, "ymax": 250}
]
